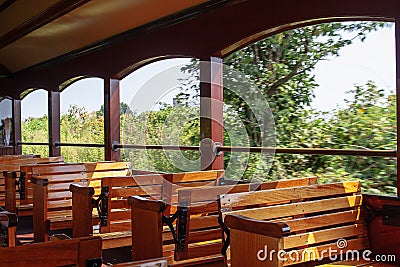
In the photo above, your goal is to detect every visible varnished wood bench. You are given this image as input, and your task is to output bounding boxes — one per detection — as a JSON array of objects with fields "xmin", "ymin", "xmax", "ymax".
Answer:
[
  {"xmin": 0, "ymin": 207, "xmax": 17, "ymax": 247},
  {"xmin": 30, "ymin": 161, "xmax": 132, "ymax": 242},
  {"xmin": 0, "ymin": 154, "xmax": 39, "ymax": 161},
  {"xmin": 6, "ymin": 162, "xmax": 158, "ymax": 218},
  {"xmin": 221, "ymin": 181, "xmax": 397, "ymax": 267},
  {"xmin": 0, "ymin": 236, "xmax": 102, "ymax": 267},
  {"xmin": 2, "ymin": 156, "xmax": 64, "ymax": 212},
  {"xmin": 70, "ymin": 170, "xmax": 224, "ymax": 252},
  {"xmin": 129, "ymin": 177, "xmax": 317, "ymax": 266}
]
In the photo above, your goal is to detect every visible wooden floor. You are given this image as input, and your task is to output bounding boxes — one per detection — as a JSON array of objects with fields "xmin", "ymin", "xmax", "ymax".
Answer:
[{"xmin": 15, "ymin": 216, "xmax": 132, "ymax": 265}]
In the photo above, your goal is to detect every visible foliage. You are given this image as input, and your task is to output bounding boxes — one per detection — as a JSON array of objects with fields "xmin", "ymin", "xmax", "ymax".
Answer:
[{"xmin": 21, "ymin": 22, "xmax": 396, "ymax": 195}]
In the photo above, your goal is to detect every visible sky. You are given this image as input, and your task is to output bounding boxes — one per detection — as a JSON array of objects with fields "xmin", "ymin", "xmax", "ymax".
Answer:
[{"xmin": 20, "ymin": 24, "xmax": 396, "ymax": 120}]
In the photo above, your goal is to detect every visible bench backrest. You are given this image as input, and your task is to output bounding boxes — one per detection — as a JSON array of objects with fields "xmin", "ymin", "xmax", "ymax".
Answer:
[
  {"xmin": 1, "ymin": 156, "xmax": 64, "ymax": 209},
  {"xmin": 30, "ymin": 161, "xmax": 131, "ymax": 206},
  {"xmin": 175, "ymin": 177, "xmax": 317, "ymax": 262},
  {"xmin": 31, "ymin": 161, "xmax": 132, "ymax": 242},
  {"xmin": 129, "ymin": 177, "xmax": 317, "ymax": 264},
  {"xmin": 221, "ymin": 181, "xmax": 364, "ymax": 267},
  {"xmin": 19, "ymin": 162, "xmax": 84, "ymax": 206},
  {"xmin": 71, "ymin": 170, "xmax": 224, "ymax": 252},
  {"xmin": 0, "ymin": 236, "xmax": 102, "ymax": 267},
  {"xmin": 0, "ymin": 154, "xmax": 40, "ymax": 162}
]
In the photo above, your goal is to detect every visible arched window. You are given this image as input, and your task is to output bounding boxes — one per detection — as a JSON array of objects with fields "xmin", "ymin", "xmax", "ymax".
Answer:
[
  {"xmin": 60, "ymin": 78, "xmax": 104, "ymax": 162},
  {"xmin": 21, "ymin": 89, "xmax": 48, "ymax": 156}
]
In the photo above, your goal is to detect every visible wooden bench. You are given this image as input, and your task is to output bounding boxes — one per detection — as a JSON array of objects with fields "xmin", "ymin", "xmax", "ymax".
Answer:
[
  {"xmin": 0, "ymin": 236, "xmax": 102, "ymax": 267},
  {"xmin": 0, "ymin": 154, "xmax": 40, "ymax": 161},
  {"xmin": 5, "ymin": 162, "xmax": 156, "ymax": 217},
  {"xmin": 2, "ymin": 156, "xmax": 64, "ymax": 212},
  {"xmin": 221, "ymin": 181, "xmax": 397, "ymax": 267},
  {"xmin": 0, "ymin": 207, "xmax": 17, "ymax": 247},
  {"xmin": 70, "ymin": 170, "xmax": 224, "ymax": 252},
  {"xmin": 30, "ymin": 161, "xmax": 132, "ymax": 242},
  {"xmin": 129, "ymin": 177, "xmax": 317, "ymax": 266}
]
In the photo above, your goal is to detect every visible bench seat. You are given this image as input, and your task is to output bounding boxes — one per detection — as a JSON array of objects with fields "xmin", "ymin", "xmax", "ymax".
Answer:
[
  {"xmin": 129, "ymin": 176, "xmax": 318, "ymax": 266},
  {"xmin": 221, "ymin": 181, "xmax": 398, "ymax": 267},
  {"xmin": 30, "ymin": 161, "xmax": 132, "ymax": 242}
]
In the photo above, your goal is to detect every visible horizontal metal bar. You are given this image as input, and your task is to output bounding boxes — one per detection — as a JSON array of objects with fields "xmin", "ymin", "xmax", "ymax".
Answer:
[
  {"xmin": 220, "ymin": 146, "xmax": 397, "ymax": 157},
  {"xmin": 54, "ymin": 142, "xmax": 105, "ymax": 148},
  {"xmin": 115, "ymin": 144, "xmax": 199, "ymax": 151},
  {"xmin": 17, "ymin": 141, "xmax": 105, "ymax": 148},
  {"xmin": 17, "ymin": 142, "xmax": 50, "ymax": 146},
  {"xmin": 114, "ymin": 144, "xmax": 397, "ymax": 157}
]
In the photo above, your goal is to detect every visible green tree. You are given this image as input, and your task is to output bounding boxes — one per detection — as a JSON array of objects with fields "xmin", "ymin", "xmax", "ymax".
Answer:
[
  {"xmin": 97, "ymin": 102, "xmax": 134, "ymax": 116},
  {"xmin": 180, "ymin": 21, "xmax": 389, "ymax": 180}
]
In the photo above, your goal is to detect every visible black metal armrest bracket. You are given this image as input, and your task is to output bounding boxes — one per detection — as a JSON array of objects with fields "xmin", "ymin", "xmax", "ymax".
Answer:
[
  {"xmin": 176, "ymin": 207, "xmax": 188, "ymax": 252},
  {"xmin": 92, "ymin": 186, "xmax": 109, "ymax": 227},
  {"xmin": 4, "ymin": 171, "xmax": 25, "ymax": 200},
  {"xmin": 218, "ymin": 215, "xmax": 230, "ymax": 256},
  {"xmin": 16, "ymin": 172, "xmax": 25, "ymax": 200},
  {"xmin": 162, "ymin": 208, "xmax": 187, "ymax": 250}
]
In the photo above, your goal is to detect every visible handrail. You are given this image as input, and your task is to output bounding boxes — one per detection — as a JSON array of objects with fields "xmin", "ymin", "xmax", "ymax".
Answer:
[
  {"xmin": 54, "ymin": 142, "xmax": 105, "ymax": 148},
  {"xmin": 113, "ymin": 144, "xmax": 397, "ymax": 157},
  {"xmin": 17, "ymin": 142, "xmax": 105, "ymax": 148},
  {"xmin": 15, "ymin": 142, "xmax": 397, "ymax": 157},
  {"xmin": 17, "ymin": 142, "xmax": 50, "ymax": 146}
]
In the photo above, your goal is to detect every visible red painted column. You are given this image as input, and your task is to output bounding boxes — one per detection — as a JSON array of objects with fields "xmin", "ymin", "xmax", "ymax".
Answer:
[
  {"xmin": 104, "ymin": 78, "xmax": 121, "ymax": 161},
  {"xmin": 200, "ymin": 57, "xmax": 224, "ymax": 170},
  {"xmin": 12, "ymin": 99, "xmax": 22, "ymax": 155},
  {"xmin": 396, "ymin": 19, "xmax": 400, "ymax": 197},
  {"xmin": 48, "ymin": 91, "xmax": 60, "ymax": 157}
]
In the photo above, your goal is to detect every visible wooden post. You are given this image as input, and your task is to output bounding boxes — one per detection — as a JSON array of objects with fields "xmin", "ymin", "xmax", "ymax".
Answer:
[
  {"xmin": 200, "ymin": 57, "xmax": 224, "ymax": 170},
  {"xmin": 104, "ymin": 78, "xmax": 121, "ymax": 161},
  {"xmin": 12, "ymin": 99, "xmax": 22, "ymax": 155},
  {"xmin": 396, "ymin": 19, "xmax": 400, "ymax": 197},
  {"xmin": 32, "ymin": 177, "xmax": 49, "ymax": 242},
  {"xmin": 48, "ymin": 91, "xmax": 60, "ymax": 157}
]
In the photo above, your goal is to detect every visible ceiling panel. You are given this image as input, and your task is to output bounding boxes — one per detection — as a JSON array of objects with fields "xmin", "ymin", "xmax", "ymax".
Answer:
[{"xmin": 0, "ymin": 0, "xmax": 209, "ymax": 73}]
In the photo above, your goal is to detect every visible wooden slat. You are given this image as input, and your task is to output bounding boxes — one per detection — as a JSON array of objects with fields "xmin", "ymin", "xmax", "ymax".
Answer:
[
  {"xmin": 186, "ymin": 242, "xmax": 222, "ymax": 260},
  {"xmin": 184, "ymin": 177, "xmax": 317, "ymax": 203},
  {"xmin": 97, "ymin": 230, "xmax": 132, "ymax": 249},
  {"xmin": 109, "ymin": 209, "xmax": 130, "ymax": 221},
  {"xmin": 283, "ymin": 223, "xmax": 368, "ymax": 249},
  {"xmin": 109, "ymin": 221, "xmax": 131, "ymax": 232},
  {"xmin": 111, "ymin": 185, "xmax": 162, "ymax": 198},
  {"xmin": 220, "ymin": 182, "xmax": 360, "ymax": 209},
  {"xmin": 83, "ymin": 170, "xmax": 131, "ymax": 179},
  {"xmin": 224, "ymin": 195, "xmax": 363, "ymax": 221},
  {"xmin": 187, "ymin": 228, "xmax": 222, "ymax": 243},
  {"xmin": 29, "ymin": 164, "xmax": 85, "ymax": 174},
  {"xmin": 103, "ymin": 175, "xmax": 164, "ymax": 187},
  {"xmin": 47, "ymin": 199, "xmax": 72, "ymax": 209},
  {"xmin": 186, "ymin": 201, "xmax": 218, "ymax": 214},
  {"xmin": 189, "ymin": 215, "xmax": 219, "ymax": 231},
  {"xmin": 284, "ymin": 209, "xmax": 364, "ymax": 232},
  {"xmin": 0, "ymin": 237, "xmax": 100, "ymax": 266},
  {"xmin": 47, "ymin": 191, "xmax": 72, "ymax": 200},
  {"xmin": 169, "ymin": 170, "xmax": 223, "ymax": 183},
  {"xmin": 83, "ymin": 162, "xmax": 131, "ymax": 172}
]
